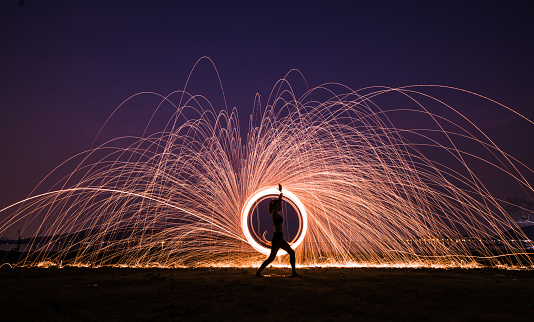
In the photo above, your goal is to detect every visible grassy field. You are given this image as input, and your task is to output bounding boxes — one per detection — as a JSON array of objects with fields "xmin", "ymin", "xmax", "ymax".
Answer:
[{"xmin": 1, "ymin": 266, "xmax": 533, "ymax": 321}]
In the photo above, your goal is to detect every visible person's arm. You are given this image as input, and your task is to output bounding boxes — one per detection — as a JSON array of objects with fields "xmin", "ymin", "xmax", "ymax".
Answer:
[{"xmin": 278, "ymin": 184, "xmax": 283, "ymax": 203}]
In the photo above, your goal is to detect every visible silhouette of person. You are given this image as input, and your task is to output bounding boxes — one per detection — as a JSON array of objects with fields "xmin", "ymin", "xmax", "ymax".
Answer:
[{"xmin": 256, "ymin": 184, "xmax": 301, "ymax": 277}]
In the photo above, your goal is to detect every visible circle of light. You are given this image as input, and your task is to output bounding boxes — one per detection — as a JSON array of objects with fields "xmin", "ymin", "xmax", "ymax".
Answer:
[{"xmin": 241, "ymin": 187, "xmax": 308, "ymax": 256}]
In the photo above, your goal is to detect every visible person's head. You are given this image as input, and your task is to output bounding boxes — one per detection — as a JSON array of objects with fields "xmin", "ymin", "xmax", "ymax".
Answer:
[{"xmin": 269, "ymin": 199, "xmax": 281, "ymax": 214}]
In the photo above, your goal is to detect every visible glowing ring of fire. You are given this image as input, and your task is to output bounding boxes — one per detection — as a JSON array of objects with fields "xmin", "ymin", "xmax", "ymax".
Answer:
[{"xmin": 241, "ymin": 187, "xmax": 308, "ymax": 256}]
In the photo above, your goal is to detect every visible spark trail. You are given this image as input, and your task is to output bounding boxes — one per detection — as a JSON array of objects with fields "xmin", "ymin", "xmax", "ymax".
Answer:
[{"xmin": 1, "ymin": 62, "xmax": 533, "ymax": 268}]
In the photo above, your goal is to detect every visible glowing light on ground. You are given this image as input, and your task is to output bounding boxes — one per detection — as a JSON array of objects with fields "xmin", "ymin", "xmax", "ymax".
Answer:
[{"xmin": 1, "ymin": 59, "xmax": 533, "ymax": 268}]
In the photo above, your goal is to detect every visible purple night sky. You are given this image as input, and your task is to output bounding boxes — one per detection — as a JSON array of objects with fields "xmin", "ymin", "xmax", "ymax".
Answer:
[{"xmin": 1, "ymin": 0, "xmax": 533, "ymax": 213}]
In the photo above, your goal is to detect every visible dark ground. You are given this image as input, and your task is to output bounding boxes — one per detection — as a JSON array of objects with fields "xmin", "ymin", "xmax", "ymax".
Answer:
[{"xmin": 1, "ymin": 266, "xmax": 533, "ymax": 321}]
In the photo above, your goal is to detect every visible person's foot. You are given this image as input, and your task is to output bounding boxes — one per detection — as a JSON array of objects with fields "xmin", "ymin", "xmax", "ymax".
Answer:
[{"xmin": 291, "ymin": 272, "xmax": 303, "ymax": 278}]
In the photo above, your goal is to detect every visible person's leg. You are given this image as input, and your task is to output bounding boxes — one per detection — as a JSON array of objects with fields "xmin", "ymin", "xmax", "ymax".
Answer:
[
  {"xmin": 256, "ymin": 243, "xmax": 280, "ymax": 276},
  {"xmin": 280, "ymin": 240, "xmax": 300, "ymax": 276}
]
